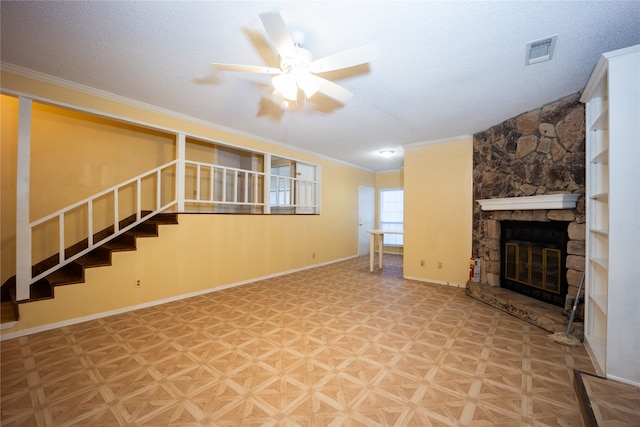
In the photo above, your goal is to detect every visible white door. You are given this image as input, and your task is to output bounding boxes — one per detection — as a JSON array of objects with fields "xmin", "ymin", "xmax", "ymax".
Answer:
[{"xmin": 358, "ymin": 186, "xmax": 375, "ymax": 255}]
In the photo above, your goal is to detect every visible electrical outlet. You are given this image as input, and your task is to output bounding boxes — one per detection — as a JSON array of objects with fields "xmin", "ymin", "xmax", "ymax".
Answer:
[
  {"xmin": 136, "ymin": 279, "xmax": 141, "ymax": 288},
  {"xmin": 437, "ymin": 262, "xmax": 443, "ymax": 269},
  {"xmin": 419, "ymin": 259, "xmax": 425, "ymax": 268}
]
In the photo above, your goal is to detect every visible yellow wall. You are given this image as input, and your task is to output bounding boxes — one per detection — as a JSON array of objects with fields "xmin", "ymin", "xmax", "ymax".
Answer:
[
  {"xmin": 375, "ymin": 169, "xmax": 403, "ymax": 190},
  {"xmin": 33, "ymin": 102, "xmax": 176, "ymax": 262},
  {"xmin": 1, "ymin": 70, "xmax": 374, "ymax": 335},
  {"xmin": 1, "ymin": 95, "xmax": 19, "ymax": 284},
  {"xmin": 403, "ymin": 138, "xmax": 473, "ymax": 286},
  {"xmin": 30, "ymin": 103, "xmax": 176, "ymax": 219}
]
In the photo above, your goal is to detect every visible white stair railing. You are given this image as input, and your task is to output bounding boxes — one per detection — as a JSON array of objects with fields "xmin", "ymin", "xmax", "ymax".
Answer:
[
  {"xmin": 185, "ymin": 161, "xmax": 265, "ymax": 207},
  {"xmin": 270, "ymin": 175, "xmax": 318, "ymax": 211},
  {"xmin": 184, "ymin": 160, "xmax": 318, "ymax": 211},
  {"xmin": 16, "ymin": 157, "xmax": 319, "ymax": 301},
  {"xmin": 17, "ymin": 161, "xmax": 177, "ymax": 301}
]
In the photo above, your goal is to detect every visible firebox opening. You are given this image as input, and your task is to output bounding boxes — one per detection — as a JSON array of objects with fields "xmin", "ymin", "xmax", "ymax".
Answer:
[{"xmin": 500, "ymin": 220, "xmax": 569, "ymax": 307}]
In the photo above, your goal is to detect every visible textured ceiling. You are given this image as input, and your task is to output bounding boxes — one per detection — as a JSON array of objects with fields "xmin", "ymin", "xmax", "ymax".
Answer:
[{"xmin": 1, "ymin": 1, "xmax": 639, "ymax": 171}]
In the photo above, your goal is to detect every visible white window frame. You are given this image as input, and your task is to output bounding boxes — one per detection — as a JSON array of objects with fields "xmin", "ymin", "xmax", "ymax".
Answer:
[{"xmin": 379, "ymin": 188, "xmax": 404, "ymax": 246}]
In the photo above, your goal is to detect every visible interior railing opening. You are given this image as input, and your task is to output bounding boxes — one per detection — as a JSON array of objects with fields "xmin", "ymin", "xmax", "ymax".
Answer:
[{"xmin": 8, "ymin": 94, "xmax": 321, "ymax": 301}]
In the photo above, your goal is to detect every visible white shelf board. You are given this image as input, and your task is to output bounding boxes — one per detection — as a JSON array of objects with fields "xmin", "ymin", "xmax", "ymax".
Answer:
[
  {"xmin": 590, "ymin": 256, "xmax": 609, "ymax": 270},
  {"xmin": 589, "ymin": 292, "xmax": 608, "ymax": 315},
  {"xmin": 591, "ymin": 149, "xmax": 609, "ymax": 164},
  {"xmin": 590, "ymin": 192, "xmax": 609, "ymax": 202},
  {"xmin": 590, "ymin": 228, "xmax": 609, "ymax": 236},
  {"xmin": 591, "ymin": 107, "xmax": 609, "ymax": 131}
]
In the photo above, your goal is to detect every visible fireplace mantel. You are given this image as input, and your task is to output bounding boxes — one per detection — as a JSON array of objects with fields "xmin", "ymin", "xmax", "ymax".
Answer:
[{"xmin": 477, "ymin": 194, "xmax": 580, "ymax": 211}]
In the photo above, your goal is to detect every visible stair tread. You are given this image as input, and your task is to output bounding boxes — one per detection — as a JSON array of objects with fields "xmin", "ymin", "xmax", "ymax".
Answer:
[
  {"xmin": 47, "ymin": 270, "xmax": 83, "ymax": 285},
  {"xmin": 102, "ymin": 241, "xmax": 136, "ymax": 251},
  {"xmin": 75, "ymin": 254, "xmax": 111, "ymax": 268},
  {"xmin": 127, "ymin": 230, "xmax": 157, "ymax": 237},
  {"xmin": 150, "ymin": 214, "xmax": 179, "ymax": 224}
]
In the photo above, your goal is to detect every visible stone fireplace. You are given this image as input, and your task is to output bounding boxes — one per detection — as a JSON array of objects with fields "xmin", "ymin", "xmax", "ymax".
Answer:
[
  {"xmin": 471, "ymin": 92, "xmax": 586, "ymax": 314},
  {"xmin": 476, "ymin": 195, "xmax": 580, "ymax": 309}
]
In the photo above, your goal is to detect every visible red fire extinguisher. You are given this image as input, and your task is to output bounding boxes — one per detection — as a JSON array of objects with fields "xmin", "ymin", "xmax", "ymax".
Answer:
[{"xmin": 469, "ymin": 257, "xmax": 475, "ymax": 281}]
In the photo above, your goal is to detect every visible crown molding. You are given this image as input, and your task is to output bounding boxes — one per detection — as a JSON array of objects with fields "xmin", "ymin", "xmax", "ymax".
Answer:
[{"xmin": 403, "ymin": 135, "xmax": 472, "ymax": 150}]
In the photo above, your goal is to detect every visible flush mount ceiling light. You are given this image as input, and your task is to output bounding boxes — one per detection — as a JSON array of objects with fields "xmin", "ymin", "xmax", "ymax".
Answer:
[
  {"xmin": 525, "ymin": 35, "xmax": 558, "ymax": 65},
  {"xmin": 379, "ymin": 150, "xmax": 395, "ymax": 158},
  {"xmin": 212, "ymin": 12, "xmax": 378, "ymax": 105}
]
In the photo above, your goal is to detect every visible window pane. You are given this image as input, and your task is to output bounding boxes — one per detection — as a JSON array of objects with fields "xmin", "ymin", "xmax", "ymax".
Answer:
[{"xmin": 380, "ymin": 189, "xmax": 403, "ymax": 245}]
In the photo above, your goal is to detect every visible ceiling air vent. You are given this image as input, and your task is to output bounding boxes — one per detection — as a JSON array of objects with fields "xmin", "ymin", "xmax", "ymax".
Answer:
[{"xmin": 525, "ymin": 35, "xmax": 557, "ymax": 65}]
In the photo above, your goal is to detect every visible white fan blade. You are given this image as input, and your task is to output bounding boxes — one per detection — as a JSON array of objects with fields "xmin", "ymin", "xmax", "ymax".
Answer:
[
  {"xmin": 308, "ymin": 75, "xmax": 353, "ymax": 104},
  {"xmin": 309, "ymin": 44, "xmax": 379, "ymax": 73},
  {"xmin": 259, "ymin": 12, "xmax": 296, "ymax": 59},
  {"xmin": 212, "ymin": 63, "xmax": 282, "ymax": 75}
]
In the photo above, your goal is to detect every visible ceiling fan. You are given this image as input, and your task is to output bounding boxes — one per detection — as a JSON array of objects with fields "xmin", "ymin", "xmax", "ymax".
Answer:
[{"xmin": 212, "ymin": 12, "xmax": 378, "ymax": 104}]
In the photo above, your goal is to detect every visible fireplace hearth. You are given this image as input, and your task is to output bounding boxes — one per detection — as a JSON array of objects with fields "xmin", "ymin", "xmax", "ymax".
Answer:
[{"xmin": 500, "ymin": 220, "xmax": 569, "ymax": 307}]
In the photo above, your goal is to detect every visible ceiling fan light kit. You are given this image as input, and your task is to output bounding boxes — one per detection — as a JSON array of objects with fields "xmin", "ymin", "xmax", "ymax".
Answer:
[
  {"xmin": 271, "ymin": 46, "xmax": 318, "ymax": 102},
  {"xmin": 212, "ymin": 12, "xmax": 377, "ymax": 105}
]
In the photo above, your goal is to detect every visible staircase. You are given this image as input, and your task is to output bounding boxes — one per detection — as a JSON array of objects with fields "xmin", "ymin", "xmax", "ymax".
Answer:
[{"xmin": 0, "ymin": 212, "xmax": 178, "ymax": 326}]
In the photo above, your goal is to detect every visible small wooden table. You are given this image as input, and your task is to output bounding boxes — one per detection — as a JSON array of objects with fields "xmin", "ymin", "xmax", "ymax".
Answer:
[{"xmin": 367, "ymin": 229, "xmax": 404, "ymax": 272}]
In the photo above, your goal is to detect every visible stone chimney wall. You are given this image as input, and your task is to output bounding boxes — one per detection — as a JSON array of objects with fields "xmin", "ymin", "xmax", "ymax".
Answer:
[{"xmin": 472, "ymin": 92, "xmax": 586, "ymax": 309}]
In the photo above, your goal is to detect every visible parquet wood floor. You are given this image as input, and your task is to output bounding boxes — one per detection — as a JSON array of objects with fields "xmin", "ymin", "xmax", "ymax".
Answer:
[{"xmin": 1, "ymin": 255, "xmax": 599, "ymax": 426}]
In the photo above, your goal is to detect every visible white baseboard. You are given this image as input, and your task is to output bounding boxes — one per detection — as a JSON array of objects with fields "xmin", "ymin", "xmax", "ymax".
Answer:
[{"xmin": 403, "ymin": 275, "xmax": 466, "ymax": 289}]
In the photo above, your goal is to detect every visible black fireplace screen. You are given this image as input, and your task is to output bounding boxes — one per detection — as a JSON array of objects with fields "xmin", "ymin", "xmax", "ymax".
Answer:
[
  {"xmin": 500, "ymin": 220, "xmax": 568, "ymax": 307},
  {"xmin": 504, "ymin": 243, "xmax": 561, "ymax": 294}
]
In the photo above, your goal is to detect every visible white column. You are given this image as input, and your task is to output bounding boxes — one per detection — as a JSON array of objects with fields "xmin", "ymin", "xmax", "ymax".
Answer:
[
  {"xmin": 176, "ymin": 133, "xmax": 186, "ymax": 211},
  {"xmin": 264, "ymin": 153, "xmax": 271, "ymax": 214},
  {"xmin": 16, "ymin": 97, "xmax": 32, "ymax": 301}
]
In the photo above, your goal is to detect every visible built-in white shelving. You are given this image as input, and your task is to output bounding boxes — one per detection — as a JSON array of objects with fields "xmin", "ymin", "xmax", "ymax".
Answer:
[{"xmin": 581, "ymin": 44, "xmax": 640, "ymax": 387}]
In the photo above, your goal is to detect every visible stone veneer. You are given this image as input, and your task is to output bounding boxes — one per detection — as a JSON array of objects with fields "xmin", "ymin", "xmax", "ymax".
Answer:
[{"xmin": 472, "ymin": 92, "xmax": 586, "ymax": 311}]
